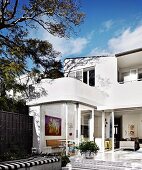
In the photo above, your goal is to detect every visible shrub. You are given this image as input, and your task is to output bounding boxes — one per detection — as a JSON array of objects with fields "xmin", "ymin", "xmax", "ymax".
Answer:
[{"xmin": 77, "ymin": 141, "xmax": 99, "ymax": 155}]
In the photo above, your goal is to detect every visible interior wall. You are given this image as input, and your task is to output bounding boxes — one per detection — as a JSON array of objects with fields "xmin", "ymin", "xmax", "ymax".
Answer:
[
  {"xmin": 40, "ymin": 102, "xmax": 76, "ymax": 151},
  {"xmin": 94, "ymin": 116, "xmax": 102, "ymax": 138},
  {"xmin": 121, "ymin": 111, "xmax": 142, "ymax": 139}
]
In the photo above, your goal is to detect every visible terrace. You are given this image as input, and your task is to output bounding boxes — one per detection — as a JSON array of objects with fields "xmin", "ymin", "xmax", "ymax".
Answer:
[{"xmin": 63, "ymin": 148, "xmax": 142, "ymax": 169}]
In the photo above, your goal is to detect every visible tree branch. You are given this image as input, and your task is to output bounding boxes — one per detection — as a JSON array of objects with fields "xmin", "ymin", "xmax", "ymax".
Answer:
[{"xmin": 5, "ymin": 0, "xmax": 19, "ymax": 21}]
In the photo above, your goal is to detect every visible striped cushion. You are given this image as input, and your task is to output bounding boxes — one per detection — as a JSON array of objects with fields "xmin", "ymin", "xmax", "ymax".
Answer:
[{"xmin": 0, "ymin": 157, "xmax": 60, "ymax": 169}]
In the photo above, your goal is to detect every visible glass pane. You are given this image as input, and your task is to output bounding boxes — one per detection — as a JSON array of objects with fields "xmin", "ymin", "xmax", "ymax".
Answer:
[
  {"xmin": 81, "ymin": 114, "xmax": 90, "ymax": 140},
  {"xmin": 121, "ymin": 72, "xmax": 129, "ymax": 82},
  {"xmin": 68, "ymin": 72, "xmax": 75, "ymax": 78},
  {"xmin": 83, "ymin": 71, "xmax": 87, "ymax": 84},
  {"xmin": 130, "ymin": 69, "xmax": 136, "ymax": 75},
  {"xmin": 76, "ymin": 70, "xmax": 82, "ymax": 81},
  {"xmin": 130, "ymin": 69, "xmax": 137, "ymax": 80},
  {"xmin": 89, "ymin": 70, "xmax": 95, "ymax": 86}
]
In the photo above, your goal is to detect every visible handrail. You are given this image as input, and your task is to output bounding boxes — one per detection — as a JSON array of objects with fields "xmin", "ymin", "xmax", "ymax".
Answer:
[{"xmin": 118, "ymin": 78, "xmax": 142, "ymax": 84}]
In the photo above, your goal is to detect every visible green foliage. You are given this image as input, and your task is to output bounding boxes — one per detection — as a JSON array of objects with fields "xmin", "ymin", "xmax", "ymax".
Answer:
[
  {"xmin": 61, "ymin": 155, "xmax": 70, "ymax": 167},
  {"xmin": 77, "ymin": 141, "xmax": 99, "ymax": 155},
  {"xmin": 0, "ymin": 96, "xmax": 28, "ymax": 114},
  {"xmin": 0, "ymin": 0, "xmax": 84, "ymax": 97},
  {"xmin": 0, "ymin": 149, "xmax": 30, "ymax": 162}
]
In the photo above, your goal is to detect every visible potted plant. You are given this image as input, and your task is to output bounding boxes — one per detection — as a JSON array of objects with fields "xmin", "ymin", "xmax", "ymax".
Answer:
[{"xmin": 77, "ymin": 141, "xmax": 99, "ymax": 159}]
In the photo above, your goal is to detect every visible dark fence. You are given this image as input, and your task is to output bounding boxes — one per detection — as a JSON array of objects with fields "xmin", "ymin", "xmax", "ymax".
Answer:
[{"xmin": 0, "ymin": 111, "xmax": 33, "ymax": 155}]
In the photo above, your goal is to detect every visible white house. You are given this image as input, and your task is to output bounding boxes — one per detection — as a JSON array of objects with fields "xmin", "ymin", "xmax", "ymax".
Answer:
[{"xmin": 27, "ymin": 47, "xmax": 142, "ymax": 153}]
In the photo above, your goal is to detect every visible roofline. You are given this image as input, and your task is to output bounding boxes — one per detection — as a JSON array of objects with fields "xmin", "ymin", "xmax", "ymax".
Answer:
[
  {"xmin": 27, "ymin": 100, "xmax": 97, "ymax": 109},
  {"xmin": 64, "ymin": 55, "xmax": 109, "ymax": 62},
  {"xmin": 115, "ymin": 48, "xmax": 142, "ymax": 57}
]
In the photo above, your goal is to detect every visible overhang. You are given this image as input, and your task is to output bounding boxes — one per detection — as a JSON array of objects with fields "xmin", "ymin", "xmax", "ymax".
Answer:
[
  {"xmin": 116, "ymin": 48, "xmax": 142, "ymax": 69},
  {"xmin": 26, "ymin": 77, "xmax": 106, "ymax": 107}
]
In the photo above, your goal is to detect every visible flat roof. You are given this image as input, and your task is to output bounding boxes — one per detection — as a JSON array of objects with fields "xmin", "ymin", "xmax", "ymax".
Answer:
[
  {"xmin": 115, "ymin": 48, "xmax": 142, "ymax": 57},
  {"xmin": 64, "ymin": 55, "xmax": 108, "ymax": 61}
]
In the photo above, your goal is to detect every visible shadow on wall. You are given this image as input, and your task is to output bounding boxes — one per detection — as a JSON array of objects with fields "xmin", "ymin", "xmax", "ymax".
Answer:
[{"xmin": 33, "ymin": 122, "xmax": 40, "ymax": 151}]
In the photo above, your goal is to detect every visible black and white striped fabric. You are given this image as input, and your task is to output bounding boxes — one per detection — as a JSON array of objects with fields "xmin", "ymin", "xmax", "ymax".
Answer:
[{"xmin": 0, "ymin": 157, "xmax": 60, "ymax": 169}]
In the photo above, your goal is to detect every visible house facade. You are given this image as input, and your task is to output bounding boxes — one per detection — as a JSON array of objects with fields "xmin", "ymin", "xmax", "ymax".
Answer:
[{"xmin": 27, "ymin": 48, "xmax": 142, "ymax": 153}]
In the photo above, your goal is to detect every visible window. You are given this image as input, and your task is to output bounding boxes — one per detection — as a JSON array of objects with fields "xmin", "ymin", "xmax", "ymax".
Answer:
[
  {"xmin": 130, "ymin": 69, "xmax": 137, "ymax": 81},
  {"xmin": 121, "ymin": 69, "xmax": 138, "ymax": 82},
  {"xmin": 76, "ymin": 70, "xmax": 82, "ymax": 81},
  {"xmin": 138, "ymin": 68, "xmax": 142, "ymax": 79},
  {"xmin": 68, "ymin": 72, "xmax": 75, "ymax": 78},
  {"xmin": 83, "ymin": 67, "xmax": 95, "ymax": 86},
  {"xmin": 89, "ymin": 69, "xmax": 95, "ymax": 86},
  {"xmin": 68, "ymin": 67, "xmax": 95, "ymax": 86},
  {"xmin": 83, "ymin": 71, "xmax": 87, "ymax": 84},
  {"xmin": 121, "ymin": 72, "xmax": 129, "ymax": 82},
  {"xmin": 68, "ymin": 70, "xmax": 82, "ymax": 81}
]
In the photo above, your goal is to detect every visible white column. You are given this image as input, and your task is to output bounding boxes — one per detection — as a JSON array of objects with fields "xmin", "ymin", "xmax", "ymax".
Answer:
[
  {"xmin": 77, "ymin": 108, "xmax": 81, "ymax": 145},
  {"xmin": 65, "ymin": 103, "xmax": 68, "ymax": 155},
  {"xmin": 102, "ymin": 111, "xmax": 105, "ymax": 152},
  {"xmin": 89, "ymin": 109, "xmax": 95, "ymax": 141},
  {"xmin": 111, "ymin": 111, "xmax": 114, "ymax": 152}
]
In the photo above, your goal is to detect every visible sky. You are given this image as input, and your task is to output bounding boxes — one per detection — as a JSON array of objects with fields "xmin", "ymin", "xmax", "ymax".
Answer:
[{"xmin": 31, "ymin": 0, "xmax": 142, "ymax": 60}]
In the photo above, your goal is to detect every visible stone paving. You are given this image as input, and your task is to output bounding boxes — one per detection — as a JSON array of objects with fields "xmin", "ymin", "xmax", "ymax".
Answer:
[{"xmin": 66, "ymin": 149, "xmax": 142, "ymax": 170}]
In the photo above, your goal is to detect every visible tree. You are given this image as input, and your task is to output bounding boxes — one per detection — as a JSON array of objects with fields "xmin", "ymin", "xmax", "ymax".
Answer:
[{"xmin": 0, "ymin": 0, "xmax": 84, "ymax": 97}]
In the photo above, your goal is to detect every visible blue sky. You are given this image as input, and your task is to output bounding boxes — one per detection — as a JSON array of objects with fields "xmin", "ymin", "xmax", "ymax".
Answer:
[{"xmin": 31, "ymin": 0, "xmax": 142, "ymax": 59}]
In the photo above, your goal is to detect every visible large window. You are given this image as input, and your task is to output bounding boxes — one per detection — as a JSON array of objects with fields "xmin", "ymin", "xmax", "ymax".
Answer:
[
  {"xmin": 119, "ymin": 68, "xmax": 142, "ymax": 82},
  {"xmin": 138, "ymin": 68, "xmax": 142, "ymax": 79},
  {"xmin": 68, "ymin": 67, "xmax": 95, "ymax": 86},
  {"xmin": 68, "ymin": 70, "xmax": 82, "ymax": 81},
  {"xmin": 83, "ymin": 67, "xmax": 95, "ymax": 86},
  {"xmin": 76, "ymin": 70, "xmax": 82, "ymax": 81}
]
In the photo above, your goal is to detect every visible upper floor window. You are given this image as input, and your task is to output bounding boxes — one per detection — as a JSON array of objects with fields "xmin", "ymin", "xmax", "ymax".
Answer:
[
  {"xmin": 68, "ymin": 70, "xmax": 82, "ymax": 81},
  {"xmin": 68, "ymin": 67, "xmax": 95, "ymax": 86},
  {"xmin": 83, "ymin": 68, "xmax": 95, "ymax": 86},
  {"xmin": 119, "ymin": 67, "xmax": 142, "ymax": 83}
]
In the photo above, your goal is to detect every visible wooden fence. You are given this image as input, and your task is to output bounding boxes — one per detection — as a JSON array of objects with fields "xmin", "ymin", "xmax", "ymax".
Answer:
[{"xmin": 0, "ymin": 111, "xmax": 33, "ymax": 155}]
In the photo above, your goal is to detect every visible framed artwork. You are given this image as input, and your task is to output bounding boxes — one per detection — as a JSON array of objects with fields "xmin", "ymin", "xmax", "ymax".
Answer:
[
  {"xmin": 45, "ymin": 115, "xmax": 61, "ymax": 136},
  {"xmin": 128, "ymin": 124, "xmax": 135, "ymax": 137}
]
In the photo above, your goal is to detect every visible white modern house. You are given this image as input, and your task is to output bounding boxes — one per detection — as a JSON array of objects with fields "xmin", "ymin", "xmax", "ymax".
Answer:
[{"xmin": 27, "ymin": 48, "xmax": 142, "ymax": 154}]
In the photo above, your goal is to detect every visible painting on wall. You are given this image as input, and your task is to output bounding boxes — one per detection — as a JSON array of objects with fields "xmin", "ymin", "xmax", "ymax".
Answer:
[
  {"xmin": 45, "ymin": 115, "xmax": 61, "ymax": 136},
  {"xmin": 128, "ymin": 124, "xmax": 135, "ymax": 137}
]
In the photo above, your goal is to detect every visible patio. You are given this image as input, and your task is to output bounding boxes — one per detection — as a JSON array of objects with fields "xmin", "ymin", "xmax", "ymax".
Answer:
[{"xmin": 66, "ymin": 149, "xmax": 142, "ymax": 169}]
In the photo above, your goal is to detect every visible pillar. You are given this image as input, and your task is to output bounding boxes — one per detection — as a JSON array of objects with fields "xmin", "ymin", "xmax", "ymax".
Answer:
[
  {"xmin": 111, "ymin": 111, "xmax": 114, "ymax": 152},
  {"xmin": 77, "ymin": 108, "xmax": 81, "ymax": 145},
  {"xmin": 89, "ymin": 109, "xmax": 95, "ymax": 141},
  {"xmin": 102, "ymin": 111, "xmax": 105, "ymax": 152},
  {"xmin": 65, "ymin": 103, "xmax": 68, "ymax": 155}
]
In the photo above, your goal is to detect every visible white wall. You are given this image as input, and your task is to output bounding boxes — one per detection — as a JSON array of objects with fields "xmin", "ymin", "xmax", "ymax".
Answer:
[
  {"xmin": 98, "ymin": 80, "xmax": 142, "ymax": 110},
  {"xmin": 121, "ymin": 111, "xmax": 142, "ymax": 139},
  {"xmin": 40, "ymin": 102, "xmax": 77, "ymax": 151},
  {"xmin": 95, "ymin": 57, "xmax": 117, "ymax": 91},
  {"xmin": 29, "ymin": 106, "xmax": 41, "ymax": 151},
  {"xmin": 27, "ymin": 77, "xmax": 106, "ymax": 107}
]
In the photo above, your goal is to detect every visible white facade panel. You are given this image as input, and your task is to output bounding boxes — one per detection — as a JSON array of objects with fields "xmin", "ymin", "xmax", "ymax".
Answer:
[{"xmin": 39, "ymin": 103, "xmax": 77, "ymax": 152}]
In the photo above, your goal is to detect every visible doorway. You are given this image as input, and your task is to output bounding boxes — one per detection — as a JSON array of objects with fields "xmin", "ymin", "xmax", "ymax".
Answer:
[{"xmin": 114, "ymin": 117, "xmax": 122, "ymax": 148}]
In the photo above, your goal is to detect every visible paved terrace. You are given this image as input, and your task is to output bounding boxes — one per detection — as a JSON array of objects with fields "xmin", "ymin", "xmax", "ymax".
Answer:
[{"xmin": 64, "ymin": 149, "xmax": 142, "ymax": 170}]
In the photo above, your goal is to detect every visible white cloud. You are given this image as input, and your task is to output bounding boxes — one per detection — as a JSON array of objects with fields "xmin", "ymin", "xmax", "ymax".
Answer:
[
  {"xmin": 108, "ymin": 25, "xmax": 142, "ymax": 53},
  {"xmin": 32, "ymin": 28, "xmax": 89, "ymax": 57},
  {"xmin": 89, "ymin": 48, "xmax": 109, "ymax": 56},
  {"xmin": 104, "ymin": 20, "xmax": 113, "ymax": 30},
  {"xmin": 90, "ymin": 25, "xmax": 142, "ymax": 56},
  {"xmin": 101, "ymin": 20, "xmax": 113, "ymax": 32}
]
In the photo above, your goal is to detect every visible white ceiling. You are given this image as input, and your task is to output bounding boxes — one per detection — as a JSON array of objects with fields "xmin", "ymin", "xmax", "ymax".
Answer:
[{"xmin": 117, "ymin": 51, "xmax": 142, "ymax": 69}]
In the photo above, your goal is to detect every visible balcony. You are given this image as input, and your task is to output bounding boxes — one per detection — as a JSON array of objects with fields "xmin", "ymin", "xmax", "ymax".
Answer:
[
  {"xmin": 117, "ymin": 48, "xmax": 142, "ymax": 84},
  {"xmin": 27, "ymin": 77, "xmax": 106, "ymax": 107},
  {"xmin": 99, "ymin": 80, "xmax": 142, "ymax": 110}
]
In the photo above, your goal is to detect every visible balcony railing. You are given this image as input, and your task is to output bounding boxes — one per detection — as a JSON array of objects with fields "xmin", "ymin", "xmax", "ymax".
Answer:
[{"xmin": 118, "ymin": 78, "xmax": 142, "ymax": 84}]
